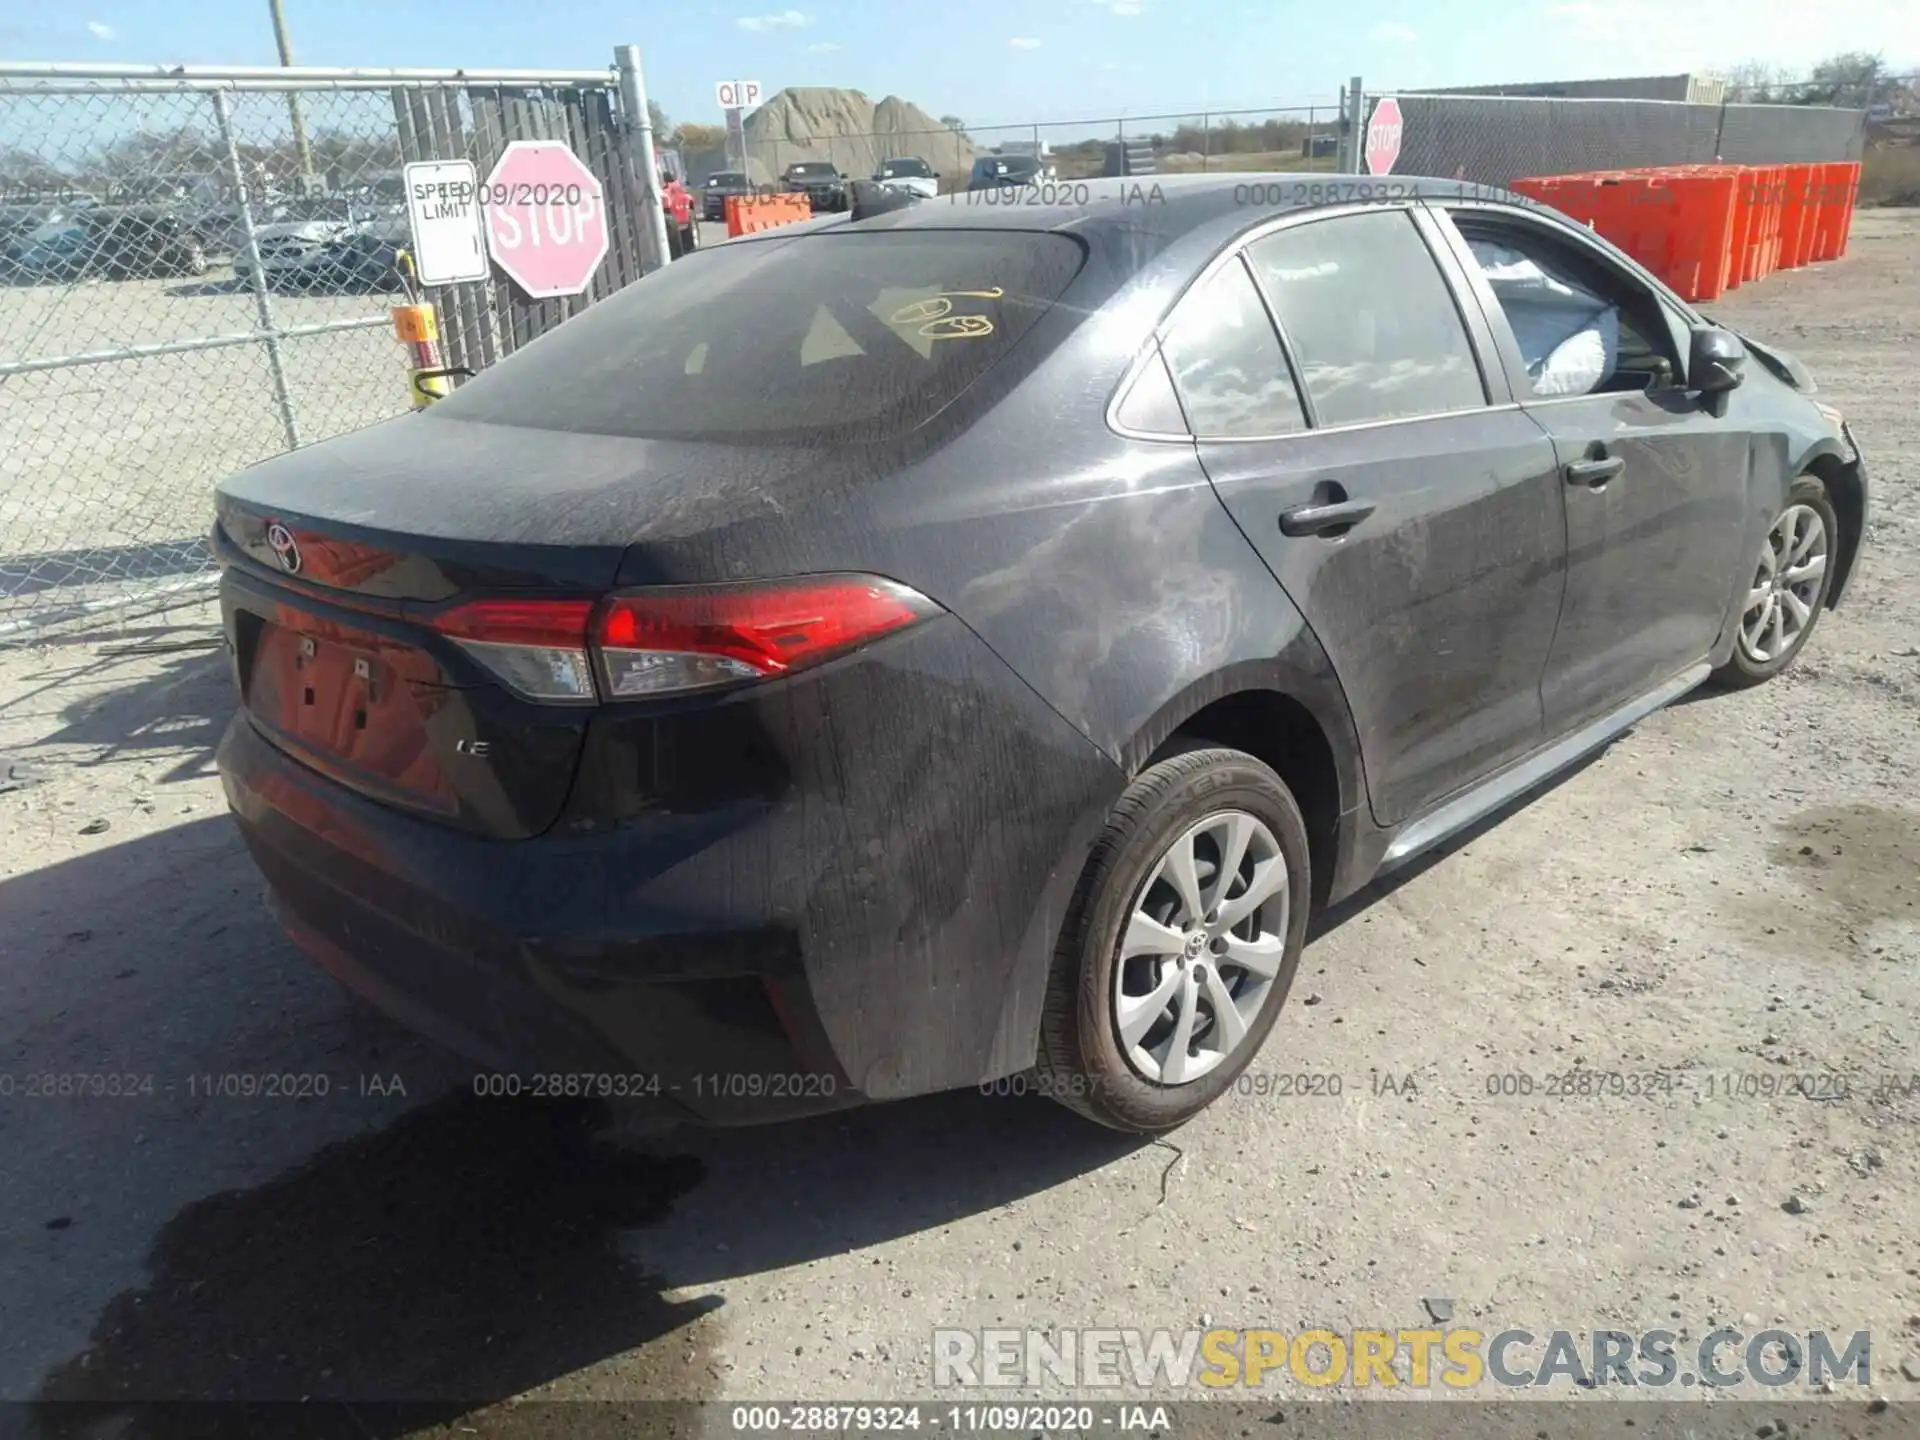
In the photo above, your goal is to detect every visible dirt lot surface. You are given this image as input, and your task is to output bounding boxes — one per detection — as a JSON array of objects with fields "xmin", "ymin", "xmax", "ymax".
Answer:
[{"xmin": 0, "ymin": 210, "xmax": 1916, "ymax": 1433}]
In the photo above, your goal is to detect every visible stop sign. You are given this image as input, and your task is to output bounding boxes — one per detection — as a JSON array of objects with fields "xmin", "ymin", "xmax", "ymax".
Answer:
[
  {"xmin": 482, "ymin": 141, "xmax": 608, "ymax": 299},
  {"xmin": 1364, "ymin": 97, "xmax": 1404, "ymax": 176}
]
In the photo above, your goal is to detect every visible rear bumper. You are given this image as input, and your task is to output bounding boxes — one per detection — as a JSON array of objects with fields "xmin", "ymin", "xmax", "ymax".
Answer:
[{"xmin": 218, "ymin": 614, "xmax": 1123, "ymax": 1122}]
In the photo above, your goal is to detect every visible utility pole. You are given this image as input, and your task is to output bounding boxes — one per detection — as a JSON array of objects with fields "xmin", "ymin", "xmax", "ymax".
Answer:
[{"xmin": 268, "ymin": 0, "xmax": 318, "ymax": 193}]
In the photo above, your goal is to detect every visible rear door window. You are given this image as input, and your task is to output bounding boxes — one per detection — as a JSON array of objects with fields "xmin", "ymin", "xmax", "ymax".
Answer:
[
  {"xmin": 1244, "ymin": 209, "xmax": 1486, "ymax": 427},
  {"xmin": 434, "ymin": 231, "xmax": 1086, "ymax": 445},
  {"xmin": 1158, "ymin": 257, "xmax": 1307, "ymax": 438}
]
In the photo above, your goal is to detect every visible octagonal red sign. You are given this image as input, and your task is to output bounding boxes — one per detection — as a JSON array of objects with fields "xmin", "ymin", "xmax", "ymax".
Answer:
[
  {"xmin": 1364, "ymin": 97, "xmax": 1404, "ymax": 176},
  {"xmin": 482, "ymin": 140, "xmax": 608, "ymax": 300}
]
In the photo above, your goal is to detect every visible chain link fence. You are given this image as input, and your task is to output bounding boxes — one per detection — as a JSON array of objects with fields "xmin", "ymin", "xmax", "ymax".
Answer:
[
  {"xmin": 1374, "ymin": 91, "xmax": 1869, "ymax": 190},
  {"xmin": 0, "ymin": 58, "xmax": 662, "ymax": 644},
  {"xmin": 0, "ymin": 58, "xmax": 1891, "ymax": 646},
  {"xmin": 676, "ymin": 103, "xmax": 1347, "ymax": 194}
]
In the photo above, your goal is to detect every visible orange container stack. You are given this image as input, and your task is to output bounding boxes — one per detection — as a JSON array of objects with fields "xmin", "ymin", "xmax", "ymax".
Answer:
[{"xmin": 1506, "ymin": 160, "xmax": 1860, "ymax": 302}]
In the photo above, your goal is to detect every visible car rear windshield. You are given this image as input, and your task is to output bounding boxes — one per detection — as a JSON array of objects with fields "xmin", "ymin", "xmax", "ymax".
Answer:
[
  {"xmin": 789, "ymin": 163, "xmax": 837, "ymax": 178},
  {"xmin": 882, "ymin": 160, "xmax": 932, "ymax": 177},
  {"xmin": 433, "ymin": 231, "xmax": 1087, "ymax": 445},
  {"xmin": 984, "ymin": 158, "xmax": 1039, "ymax": 181},
  {"xmin": 710, "ymin": 172, "xmax": 748, "ymax": 185}
]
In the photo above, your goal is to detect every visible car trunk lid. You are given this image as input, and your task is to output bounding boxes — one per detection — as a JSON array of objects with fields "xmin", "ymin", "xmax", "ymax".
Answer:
[{"xmin": 213, "ymin": 414, "xmax": 851, "ymax": 838}]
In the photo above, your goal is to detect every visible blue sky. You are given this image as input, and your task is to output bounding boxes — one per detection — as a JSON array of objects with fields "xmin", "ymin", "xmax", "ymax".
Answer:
[{"xmin": 5, "ymin": 1, "xmax": 1916, "ymax": 131}]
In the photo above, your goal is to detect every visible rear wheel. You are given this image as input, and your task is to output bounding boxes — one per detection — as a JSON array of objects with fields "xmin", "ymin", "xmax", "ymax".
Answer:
[
  {"xmin": 1034, "ymin": 747, "xmax": 1310, "ymax": 1133},
  {"xmin": 1712, "ymin": 477, "xmax": 1837, "ymax": 688}
]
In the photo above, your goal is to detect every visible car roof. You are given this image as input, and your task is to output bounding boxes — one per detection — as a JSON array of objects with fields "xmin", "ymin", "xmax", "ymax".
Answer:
[
  {"xmin": 864, "ymin": 172, "xmax": 1515, "ymax": 230},
  {"xmin": 745, "ymin": 172, "xmax": 1531, "ymax": 244},
  {"xmin": 712, "ymin": 172, "xmax": 1572, "ymax": 304}
]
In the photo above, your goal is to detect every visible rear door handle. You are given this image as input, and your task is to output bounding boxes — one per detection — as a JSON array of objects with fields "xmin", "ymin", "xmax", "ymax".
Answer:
[
  {"xmin": 1279, "ymin": 498, "xmax": 1376, "ymax": 537},
  {"xmin": 1564, "ymin": 456, "xmax": 1626, "ymax": 487}
]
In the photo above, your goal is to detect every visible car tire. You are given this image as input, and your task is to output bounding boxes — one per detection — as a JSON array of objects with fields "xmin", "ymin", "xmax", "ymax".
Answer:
[
  {"xmin": 1033, "ymin": 747, "xmax": 1311, "ymax": 1134},
  {"xmin": 1711, "ymin": 476, "xmax": 1839, "ymax": 689}
]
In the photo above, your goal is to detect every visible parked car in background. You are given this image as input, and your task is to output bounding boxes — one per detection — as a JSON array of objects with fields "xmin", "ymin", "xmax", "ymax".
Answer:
[
  {"xmin": 210, "ymin": 174, "xmax": 1866, "ymax": 1135},
  {"xmin": 1, "ymin": 204, "xmax": 66, "ymax": 251},
  {"xmin": 967, "ymin": 153, "xmax": 1055, "ymax": 190},
  {"xmin": 0, "ymin": 203, "xmax": 101, "ymax": 281},
  {"xmin": 234, "ymin": 198, "xmax": 381, "ymax": 290},
  {"xmin": 702, "ymin": 170, "xmax": 755, "ymax": 222},
  {"xmin": 781, "ymin": 160, "xmax": 849, "ymax": 213},
  {"xmin": 874, "ymin": 156, "xmax": 940, "ymax": 199},
  {"xmin": 2, "ymin": 220, "xmax": 92, "ymax": 282},
  {"xmin": 81, "ymin": 207, "xmax": 211, "ymax": 279},
  {"xmin": 307, "ymin": 214, "xmax": 410, "ymax": 293}
]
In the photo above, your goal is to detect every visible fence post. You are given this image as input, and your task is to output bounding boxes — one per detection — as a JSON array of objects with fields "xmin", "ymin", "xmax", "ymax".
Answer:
[
  {"xmin": 614, "ymin": 44, "xmax": 672, "ymax": 273},
  {"xmin": 1341, "ymin": 75, "xmax": 1365, "ymax": 173},
  {"xmin": 212, "ymin": 89, "xmax": 301, "ymax": 452}
]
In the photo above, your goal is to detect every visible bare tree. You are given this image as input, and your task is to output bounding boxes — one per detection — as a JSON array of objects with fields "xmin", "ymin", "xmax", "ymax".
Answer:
[{"xmin": 1722, "ymin": 61, "xmax": 1791, "ymax": 103}]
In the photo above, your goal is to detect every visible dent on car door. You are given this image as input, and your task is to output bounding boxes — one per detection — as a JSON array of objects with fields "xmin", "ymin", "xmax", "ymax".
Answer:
[
  {"xmin": 1170, "ymin": 206, "xmax": 1567, "ymax": 827},
  {"xmin": 1430, "ymin": 205, "xmax": 1754, "ymax": 735}
]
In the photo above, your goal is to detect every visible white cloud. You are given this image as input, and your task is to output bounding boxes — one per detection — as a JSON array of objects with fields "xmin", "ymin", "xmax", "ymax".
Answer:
[
  {"xmin": 805, "ymin": 40, "xmax": 841, "ymax": 52},
  {"xmin": 86, "ymin": 19, "xmax": 115, "ymax": 40},
  {"xmin": 1369, "ymin": 20, "xmax": 1417, "ymax": 43},
  {"xmin": 736, "ymin": 9, "xmax": 810, "ymax": 31},
  {"xmin": 1009, "ymin": 35, "xmax": 1043, "ymax": 49},
  {"xmin": 1108, "ymin": 1, "xmax": 1145, "ymax": 13}
]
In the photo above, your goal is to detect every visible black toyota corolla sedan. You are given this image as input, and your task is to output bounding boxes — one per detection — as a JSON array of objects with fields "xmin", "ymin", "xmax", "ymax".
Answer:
[{"xmin": 214, "ymin": 174, "xmax": 1867, "ymax": 1133}]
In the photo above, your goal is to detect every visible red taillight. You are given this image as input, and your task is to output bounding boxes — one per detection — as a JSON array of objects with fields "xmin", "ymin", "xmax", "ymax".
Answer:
[
  {"xmin": 428, "ymin": 597, "xmax": 598, "ymax": 703},
  {"xmin": 426, "ymin": 577, "xmax": 939, "ymax": 703},
  {"xmin": 430, "ymin": 598, "xmax": 595, "ymax": 647},
  {"xmin": 597, "ymin": 575, "xmax": 940, "ymax": 699}
]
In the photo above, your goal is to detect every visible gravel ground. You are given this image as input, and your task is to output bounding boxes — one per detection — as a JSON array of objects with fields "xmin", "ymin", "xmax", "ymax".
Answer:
[{"xmin": 0, "ymin": 210, "xmax": 1916, "ymax": 1431}]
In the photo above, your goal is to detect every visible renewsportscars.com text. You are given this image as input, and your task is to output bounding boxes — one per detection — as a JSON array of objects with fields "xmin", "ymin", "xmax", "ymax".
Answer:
[{"xmin": 932, "ymin": 1326, "xmax": 1871, "ymax": 1391}]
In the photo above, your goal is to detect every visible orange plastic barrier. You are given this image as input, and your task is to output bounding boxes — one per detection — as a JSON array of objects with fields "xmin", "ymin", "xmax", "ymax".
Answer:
[
  {"xmin": 724, "ymin": 192, "xmax": 813, "ymax": 237},
  {"xmin": 1781, "ymin": 163, "xmax": 1817, "ymax": 270},
  {"xmin": 1811, "ymin": 161, "xmax": 1860, "ymax": 261},
  {"xmin": 1508, "ymin": 160, "xmax": 1860, "ymax": 302}
]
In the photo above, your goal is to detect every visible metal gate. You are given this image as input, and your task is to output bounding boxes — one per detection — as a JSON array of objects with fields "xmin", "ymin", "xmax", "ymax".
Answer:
[{"xmin": 0, "ymin": 52, "xmax": 667, "ymax": 642}]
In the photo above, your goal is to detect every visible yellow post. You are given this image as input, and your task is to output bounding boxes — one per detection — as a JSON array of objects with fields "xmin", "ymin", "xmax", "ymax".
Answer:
[{"xmin": 392, "ymin": 301, "xmax": 447, "ymax": 408}]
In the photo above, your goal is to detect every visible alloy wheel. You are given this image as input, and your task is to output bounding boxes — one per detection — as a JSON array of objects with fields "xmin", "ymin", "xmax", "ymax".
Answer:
[
  {"xmin": 1112, "ymin": 809, "xmax": 1289, "ymax": 1085},
  {"xmin": 1740, "ymin": 503, "xmax": 1829, "ymax": 664}
]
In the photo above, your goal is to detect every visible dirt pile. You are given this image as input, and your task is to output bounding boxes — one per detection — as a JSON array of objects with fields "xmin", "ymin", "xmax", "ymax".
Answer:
[{"xmin": 686, "ymin": 87, "xmax": 980, "ymax": 189}]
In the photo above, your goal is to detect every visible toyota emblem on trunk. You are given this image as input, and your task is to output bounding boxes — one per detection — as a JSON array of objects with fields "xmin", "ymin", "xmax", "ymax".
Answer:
[{"xmin": 266, "ymin": 522, "xmax": 301, "ymax": 574}]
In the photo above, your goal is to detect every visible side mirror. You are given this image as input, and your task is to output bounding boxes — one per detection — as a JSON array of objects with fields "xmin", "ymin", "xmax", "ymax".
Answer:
[{"xmin": 1689, "ymin": 325, "xmax": 1746, "ymax": 396}]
